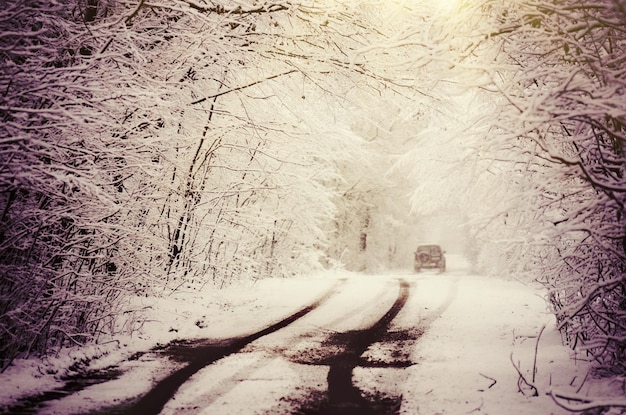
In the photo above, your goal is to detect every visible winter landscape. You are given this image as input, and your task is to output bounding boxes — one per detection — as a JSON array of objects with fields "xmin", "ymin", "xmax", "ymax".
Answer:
[{"xmin": 1, "ymin": 0, "xmax": 625, "ymax": 414}]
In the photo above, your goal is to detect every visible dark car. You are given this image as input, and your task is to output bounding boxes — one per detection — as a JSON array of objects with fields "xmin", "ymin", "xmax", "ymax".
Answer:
[{"xmin": 414, "ymin": 244, "xmax": 446, "ymax": 272}]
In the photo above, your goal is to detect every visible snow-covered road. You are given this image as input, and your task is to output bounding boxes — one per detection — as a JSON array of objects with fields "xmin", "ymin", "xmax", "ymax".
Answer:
[
  {"xmin": 159, "ymin": 276, "xmax": 409, "ymax": 414},
  {"xmin": 3, "ymin": 257, "xmax": 601, "ymax": 414},
  {"xmin": 123, "ymin": 273, "xmax": 463, "ymax": 415}
]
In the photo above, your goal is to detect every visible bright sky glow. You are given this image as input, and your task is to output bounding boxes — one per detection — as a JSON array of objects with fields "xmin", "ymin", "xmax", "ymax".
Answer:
[
  {"xmin": 435, "ymin": 0, "xmax": 461, "ymax": 12},
  {"xmin": 393, "ymin": 0, "xmax": 463, "ymax": 13}
]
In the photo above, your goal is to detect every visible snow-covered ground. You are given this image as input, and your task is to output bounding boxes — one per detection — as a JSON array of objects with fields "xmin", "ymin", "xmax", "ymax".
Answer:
[{"xmin": 0, "ymin": 255, "xmax": 621, "ymax": 414}]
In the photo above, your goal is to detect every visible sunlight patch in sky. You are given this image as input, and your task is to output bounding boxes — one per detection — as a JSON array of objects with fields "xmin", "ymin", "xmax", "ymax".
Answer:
[
  {"xmin": 389, "ymin": 0, "xmax": 463, "ymax": 13},
  {"xmin": 434, "ymin": 0, "xmax": 461, "ymax": 13}
]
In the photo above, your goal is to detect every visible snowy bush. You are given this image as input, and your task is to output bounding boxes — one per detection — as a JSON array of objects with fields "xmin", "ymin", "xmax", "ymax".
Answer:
[
  {"xmin": 484, "ymin": 0, "xmax": 626, "ymax": 373},
  {"xmin": 0, "ymin": 0, "xmax": 141, "ymax": 370}
]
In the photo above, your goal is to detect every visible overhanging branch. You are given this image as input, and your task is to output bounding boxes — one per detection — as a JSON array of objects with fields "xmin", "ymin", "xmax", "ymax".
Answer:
[
  {"xmin": 190, "ymin": 69, "xmax": 298, "ymax": 105},
  {"xmin": 184, "ymin": 1, "xmax": 289, "ymax": 14}
]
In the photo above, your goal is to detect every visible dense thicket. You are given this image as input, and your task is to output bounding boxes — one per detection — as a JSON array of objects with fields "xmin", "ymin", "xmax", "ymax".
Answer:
[
  {"xmin": 0, "ymin": 0, "xmax": 360, "ymax": 370},
  {"xmin": 483, "ymin": 0, "xmax": 626, "ymax": 374},
  {"xmin": 0, "ymin": 0, "xmax": 139, "ymax": 369},
  {"xmin": 388, "ymin": 0, "xmax": 625, "ymax": 375},
  {"xmin": 430, "ymin": 0, "xmax": 626, "ymax": 374},
  {"xmin": 0, "ymin": 0, "xmax": 432, "ymax": 370}
]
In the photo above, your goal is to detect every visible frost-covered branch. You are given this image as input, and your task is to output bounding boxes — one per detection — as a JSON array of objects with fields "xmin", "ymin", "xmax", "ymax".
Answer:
[
  {"xmin": 182, "ymin": 1, "xmax": 289, "ymax": 14},
  {"xmin": 548, "ymin": 389, "xmax": 626, "ymax": 412},
  {"xmin": 191, "ymin": 70, "xmax": 297, "ymax": 104}
]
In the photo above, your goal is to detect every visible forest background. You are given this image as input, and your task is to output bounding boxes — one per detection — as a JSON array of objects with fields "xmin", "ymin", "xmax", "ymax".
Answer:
[{"xmin": 1, "ymin": 0, "xmax": 624, "ymax": 385}]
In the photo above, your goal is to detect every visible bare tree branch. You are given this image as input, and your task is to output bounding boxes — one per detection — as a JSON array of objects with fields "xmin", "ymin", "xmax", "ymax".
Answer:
[{"xmin": 191, "ymin": 70, "xmax": 298, "ymax": 105}]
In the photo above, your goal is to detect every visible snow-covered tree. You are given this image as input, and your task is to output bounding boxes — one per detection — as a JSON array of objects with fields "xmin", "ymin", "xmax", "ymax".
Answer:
[
  {"xmin": 0, "ymin": 0, "xmax": 441, "ymax": 368},
  {"xmin": 0, "ymin": 0, "xmax": 355, "ymax": 368},
  {"xmin": 419, "ymin": 0, "xmax": 626, "ymax": 373},
  {"xmin": 485, "ymin": 0, "xmax": 626, "ymax": 373},
  {"xmin": 381, "ymin": 0, "xmax": 624, "ymax": 374},
  {"xmin": 0, "ymin": 0, "xmax": 153, "ymax": 369}
]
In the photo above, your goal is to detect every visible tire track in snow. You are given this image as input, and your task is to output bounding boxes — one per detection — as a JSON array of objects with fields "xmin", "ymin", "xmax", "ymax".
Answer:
[
  {"xmin": 159, "ymin": 277, "xmax": 401, "ymax": 414},
  {"xmin": 297, "ymin": 276, "xmax": 459, "ymax": 414},
  {"xmin": 300, "ymin": 278, "xmax": 410, "ymax": 415},
  {"xmin": 125, "ymin": 278, "xmax": 345, "ymax": 415}
]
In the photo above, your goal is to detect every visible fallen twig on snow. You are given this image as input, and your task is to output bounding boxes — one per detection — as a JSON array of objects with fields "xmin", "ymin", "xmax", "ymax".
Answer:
[
  {"xmin": 466, "ymin": 397, "xmax": 484, "ymax": 413},
  {"xmin": 548, "ymin": 389, "xmax": 626, "ymax": 412},
  {"xmin": 510, "ymin": 324, "xmax": 546, "ymax": 397},
  {"xmin": 532, "ymin": 324, "xmax": 546, "ymax": 384},
  {"xmin": 575, "ymin": 369, "xmax": 591, "ymax": 393},
  {"xmin": 510, "ymin": 352, "xmax": 538, "ymax": 397},
  {"xmin": 479, "ymin": 372, "xmax": 497, "ymax": 389}
]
